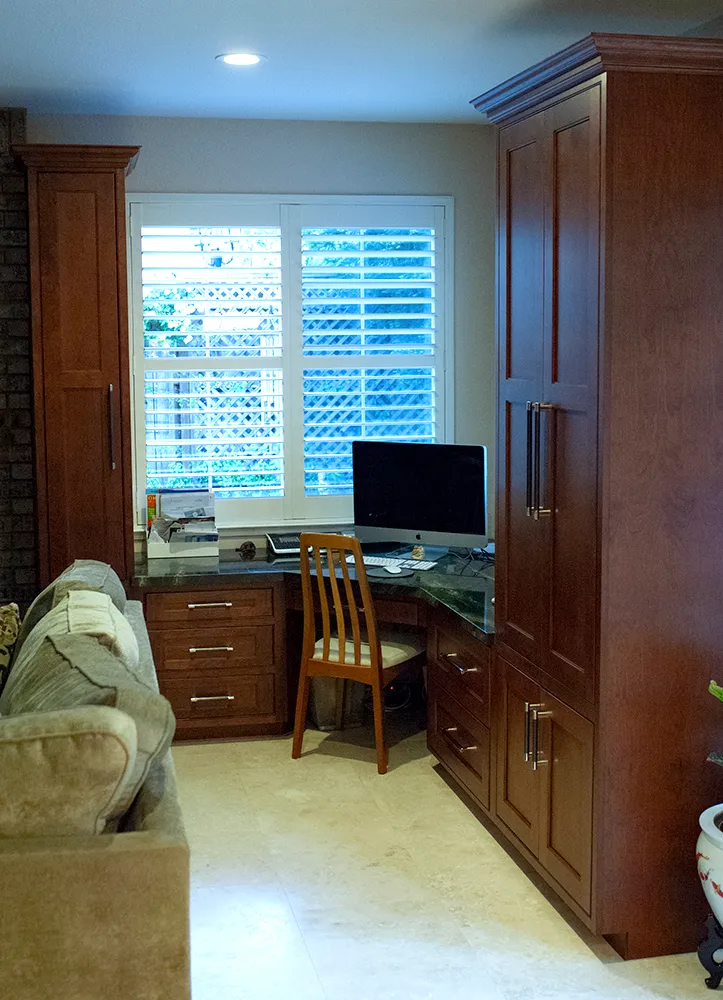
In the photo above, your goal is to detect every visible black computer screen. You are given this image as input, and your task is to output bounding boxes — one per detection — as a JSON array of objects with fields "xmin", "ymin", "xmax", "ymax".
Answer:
[{"xmin": 352, "ymin": 441, "xmax": 486, "ymax": 536}]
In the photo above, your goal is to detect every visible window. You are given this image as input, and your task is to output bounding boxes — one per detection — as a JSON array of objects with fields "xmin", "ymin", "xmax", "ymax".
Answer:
[{"xmin": 128, "ymin": 197, "xmax": 453, "ymax": 528}]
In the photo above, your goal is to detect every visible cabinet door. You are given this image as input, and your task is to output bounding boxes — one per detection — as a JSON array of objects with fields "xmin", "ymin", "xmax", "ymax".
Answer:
[
  {"xmin": 34, "ymin": 170, "xmax": 131, "ymax": 582},
  {"xmin": 495, "ymin": 657, "xmax": 540, "ymax": 852},
  {"xmin": 496, "ymin": 114, "xmax": 547, "ymax": 666},
  {"xmin": 540, "ymin": 86, "xmax": 601, "ymax": 701},
  {"xmin": 536, "ymin": 690, "xmax": 594, "ymax": 912}
]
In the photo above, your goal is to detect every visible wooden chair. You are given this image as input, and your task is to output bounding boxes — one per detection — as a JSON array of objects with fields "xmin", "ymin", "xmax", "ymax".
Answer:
[{"xmin": 291, "ymin": 533, "xmax": 425, "ymax": 774}]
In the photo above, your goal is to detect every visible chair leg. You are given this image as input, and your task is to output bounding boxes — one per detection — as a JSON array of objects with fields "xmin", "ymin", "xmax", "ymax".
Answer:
[
  {"xmin": 292, "ymin": 665, "xmax": 311, "ymax": 760},
  {"xmin": 335, "ymin": 678, "xmax": 346, "ymax": 731},
  {"xmin": 371, "ymin": 678, "xmax": 388, "ymax": 774}
]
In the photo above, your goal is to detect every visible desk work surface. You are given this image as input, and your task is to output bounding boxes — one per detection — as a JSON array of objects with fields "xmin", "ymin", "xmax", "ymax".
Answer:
[{"xmin": 134, "ymin": 549, "xmax": 495, "ymax": 641}]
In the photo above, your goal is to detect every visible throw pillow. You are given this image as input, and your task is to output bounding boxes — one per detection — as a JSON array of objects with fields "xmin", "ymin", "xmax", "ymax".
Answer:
[
  {"xmin": 0, "ymin": 603, "xmax": 20, "ymax": 694},
  {"xmin": 0, "ymin": 705, "xmax": 138, "ymax": 836},
  {"xmin": 0, "ymin": 630, "xmax": 174, "ymax": 824}
]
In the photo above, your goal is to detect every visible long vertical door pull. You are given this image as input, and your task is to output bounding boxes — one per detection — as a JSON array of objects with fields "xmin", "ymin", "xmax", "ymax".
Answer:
[
  {"xmin": 108, "ymin": 383, "xmax": 117, "ymax": 471},
  {"xmin": 526, "ymin": 402, "xmax": 534, "ymax": 516},
  {"xmin": 533, "ymin": 403, "xmax": 555, "ymax": 518}
]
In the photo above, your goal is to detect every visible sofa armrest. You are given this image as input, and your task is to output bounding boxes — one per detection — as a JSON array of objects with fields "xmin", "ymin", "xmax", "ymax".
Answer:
[{"xmin": 0, "ymin": 829, "xmax": 190, "ymax": 1000}]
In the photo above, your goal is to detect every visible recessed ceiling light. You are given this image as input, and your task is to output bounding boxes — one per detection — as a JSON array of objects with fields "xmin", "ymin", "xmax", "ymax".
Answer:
[{"xmin": 216, "ymin": 52, "xmax": 266, "ymax": 67}]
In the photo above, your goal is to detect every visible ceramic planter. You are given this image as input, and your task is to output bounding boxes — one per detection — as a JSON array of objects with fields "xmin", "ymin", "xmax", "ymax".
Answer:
[{"xmin": 698, "ymin": 805, "xmax": 723, "ymax": 925}]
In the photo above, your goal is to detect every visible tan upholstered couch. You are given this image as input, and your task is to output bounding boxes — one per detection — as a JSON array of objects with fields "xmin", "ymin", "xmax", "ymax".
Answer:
[{"xmin": 0, "ymin": 562, "xmax": 190, "ymax": 1000}]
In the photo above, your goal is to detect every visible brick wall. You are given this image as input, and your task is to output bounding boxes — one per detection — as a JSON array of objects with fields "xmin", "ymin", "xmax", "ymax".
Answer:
[{"xmin": 0, "ymin": 109, "xmax": 36, "ymax": 609}]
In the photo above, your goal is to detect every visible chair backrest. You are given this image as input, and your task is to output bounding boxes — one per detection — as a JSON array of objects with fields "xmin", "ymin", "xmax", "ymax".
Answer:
[{"xmin": 299, "ymin": 533, "xmax": 380, "ymax": 675}]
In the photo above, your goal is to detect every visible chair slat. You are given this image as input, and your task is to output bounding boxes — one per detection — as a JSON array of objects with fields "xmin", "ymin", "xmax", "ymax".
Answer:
[
  {"xmin": 340, "ymin": 553, "xmax": 362, "ymax": 664},
  {"xmin": 313, "ymin": 546, "xmax": 331, "ymax": 661},
  {"xmin": 326, "ymin": 547, "xmax": 346, "ymax": 663}
]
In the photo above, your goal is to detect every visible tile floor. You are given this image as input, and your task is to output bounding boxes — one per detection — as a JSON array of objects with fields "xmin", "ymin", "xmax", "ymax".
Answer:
[{"xmin": 174, "ymin": 722, "xmax": 710, "ymax": 1000}]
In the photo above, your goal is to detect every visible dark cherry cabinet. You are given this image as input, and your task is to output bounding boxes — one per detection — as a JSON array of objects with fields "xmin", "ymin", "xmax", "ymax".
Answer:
[
  {"xmin": 427, "ymin": 617, "xmax": 492, "ymax": 811},
  {"xmin": 145, "ymin": 581, "xmax": 288, "ymax": 740},
  {"xmin": 16, "ymin": 145, "xmax": 139, "ymax": 586},
  {"xmin": 495, "ymin": 659, "xmax": 540, "ymax": 853},
  {"xmin": 495, "ymin": 657, "xmax": 593, "ymax": 912},
  {"xmin": 475, "ymin": 34, "xmax": 723, "ymax": 958},
  {"xmin": 496, "ymin": 87, "xmax": 599, "ymax": 704}
]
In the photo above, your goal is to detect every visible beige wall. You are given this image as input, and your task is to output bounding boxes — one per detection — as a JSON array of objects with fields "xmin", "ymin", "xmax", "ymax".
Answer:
[{"xmin": 28, "ymin": 114, "xmax": 497, "ymax": 526}]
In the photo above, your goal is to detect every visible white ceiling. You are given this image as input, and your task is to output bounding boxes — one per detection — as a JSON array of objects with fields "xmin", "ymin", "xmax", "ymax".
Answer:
[{"xmin": 3, "ymin": 0, "xmax": 723, "ymax": 122}]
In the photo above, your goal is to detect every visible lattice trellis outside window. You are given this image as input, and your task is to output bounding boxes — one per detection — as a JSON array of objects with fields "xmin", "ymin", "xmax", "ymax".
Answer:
[{"xmin": 128, "ymin": 198, "xmax": 453, "ymax": 527}]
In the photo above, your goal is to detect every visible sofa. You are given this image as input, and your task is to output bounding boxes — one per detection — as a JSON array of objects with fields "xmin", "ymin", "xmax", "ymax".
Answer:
[{"xmin": 0, "ymin": 561, "xmax": 190, "ymax": 1000}]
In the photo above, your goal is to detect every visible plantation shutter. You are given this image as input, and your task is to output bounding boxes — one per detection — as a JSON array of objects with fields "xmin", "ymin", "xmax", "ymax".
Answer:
[
  {"xmin": 296, "ymin": 204, "xmax": 447, "ymax": 517},
  {"xmin": 129, "ymin": 197, "xmax": 451, "ymax": 528}
]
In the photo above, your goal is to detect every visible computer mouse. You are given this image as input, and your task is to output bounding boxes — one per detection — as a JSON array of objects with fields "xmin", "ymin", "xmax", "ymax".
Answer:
[{"xmin": 385, "ymin": 565, "xmax": 403, "ymax": 575}]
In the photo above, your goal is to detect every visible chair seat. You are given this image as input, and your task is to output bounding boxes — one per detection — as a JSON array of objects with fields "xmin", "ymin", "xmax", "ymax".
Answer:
[{"xmin": 313, "ymin": 633, "xmax": 423, "ymax": 670}]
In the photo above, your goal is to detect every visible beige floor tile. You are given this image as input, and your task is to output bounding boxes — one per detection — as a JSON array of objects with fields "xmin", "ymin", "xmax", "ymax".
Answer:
[{"xmin": 174, "ymin": 727, "xmax": 708, "ymax": 1000}]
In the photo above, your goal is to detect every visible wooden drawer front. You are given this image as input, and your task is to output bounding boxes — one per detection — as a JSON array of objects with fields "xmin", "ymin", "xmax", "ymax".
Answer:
[
  {"xmin": 150, "ymin": 626, "xmax": 274, "ymax": 674},
  {"xmin": 146, "ymin": 588, "xmax": 273, "ymax": 626},
  {"xmin": 161, "ymin": 672, "xmax": 276, "ymax": 722},
  {"xmin": 428, "ymin": 680, "xmax": 490, "ymax": 810},
  {"xmin": 434, "ymin": 627, "xmax": 490, "ymax": 726}
]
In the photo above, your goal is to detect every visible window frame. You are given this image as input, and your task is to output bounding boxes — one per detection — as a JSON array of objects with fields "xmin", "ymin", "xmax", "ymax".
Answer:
[{"xmin": 127, "ymin": 193, "xmax": 455, "ymax": 530}]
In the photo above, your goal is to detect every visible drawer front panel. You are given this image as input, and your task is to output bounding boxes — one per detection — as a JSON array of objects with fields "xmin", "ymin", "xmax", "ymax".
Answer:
[
  {"xmin": 434, "ymin": 627, "xmax": 491, "ymax": 726},
  {"xmin": 428, "ymin": 680, "xmax": 490, "ymax": 810},
  {"xmin": 161, "ymin": 672, "xmax": 276, "ymax": 722},
  {"xmin": 150, "ymin": 626, "xmax": 275, "ymax": 674},
  {"xmin": 146, "ymin": 588, "xmax": 273, "ymax": 625}
]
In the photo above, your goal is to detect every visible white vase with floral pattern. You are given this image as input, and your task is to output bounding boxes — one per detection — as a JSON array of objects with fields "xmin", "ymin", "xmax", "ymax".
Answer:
[{"xmin": 698, "ymin": 805, "xmax": 723, "ymax": 926}]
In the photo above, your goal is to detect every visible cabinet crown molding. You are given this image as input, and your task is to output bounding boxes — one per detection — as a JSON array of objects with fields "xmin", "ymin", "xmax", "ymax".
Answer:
[
  {"xmin": 472, "ymin": 32, "xmax": 723, "ymax": 123},
  {"xmin": 13, "ymin": 144, "xmax": 140, "ymax": 175}
]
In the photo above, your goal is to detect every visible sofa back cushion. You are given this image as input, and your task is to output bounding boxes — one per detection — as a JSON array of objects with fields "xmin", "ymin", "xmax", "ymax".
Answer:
[
  {"xmin": 13, "ymin": 560, "xmax": 127, "ymax": 663},
  {"xmin": 0, "ymin": 626, "xmax": 174, "ymax": 824},
  {"xmin": 0, "ymin": 706, "xmax": 138, "ymax": 836}
]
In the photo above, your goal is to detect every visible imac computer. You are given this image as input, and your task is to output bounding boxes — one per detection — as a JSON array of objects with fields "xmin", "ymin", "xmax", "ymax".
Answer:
[{"xmin": 352, "ymin": 441, "xmax": 488, "ymax": 551}]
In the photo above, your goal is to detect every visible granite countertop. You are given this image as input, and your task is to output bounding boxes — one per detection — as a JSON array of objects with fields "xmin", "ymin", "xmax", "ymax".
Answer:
[{"xmin": 134, "ymin": 549, "xmax": 495, "ymax": 639}]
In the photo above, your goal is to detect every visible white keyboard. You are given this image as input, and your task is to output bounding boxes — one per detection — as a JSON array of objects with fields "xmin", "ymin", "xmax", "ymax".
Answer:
[{"xmin": 346, "ymin": 555, "xmax": 437, "ymax": 572}]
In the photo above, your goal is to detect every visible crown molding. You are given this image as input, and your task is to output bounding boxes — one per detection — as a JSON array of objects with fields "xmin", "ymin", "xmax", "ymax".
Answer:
[
  {"xmin": 472, "ymin": 33, "xmax": 723, "ymax": 123},
  {"xmin": 13, "ymin": 144, "xmax": 140, "ymax": 175}
]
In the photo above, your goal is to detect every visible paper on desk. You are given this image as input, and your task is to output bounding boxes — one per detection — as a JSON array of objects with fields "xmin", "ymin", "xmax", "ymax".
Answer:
[{"xmin": 158, "ymin": 490, "xmax": 215, "ymax": 521}]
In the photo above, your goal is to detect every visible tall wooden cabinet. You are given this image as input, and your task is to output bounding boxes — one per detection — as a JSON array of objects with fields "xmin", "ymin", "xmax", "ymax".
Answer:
[
  {"xmin": 16, "ymin": 145, "xmax": 139, "ymax": 587},
  {"xmin": 474, "ymin": 34, "xmax": 723, "ymax": 959}
]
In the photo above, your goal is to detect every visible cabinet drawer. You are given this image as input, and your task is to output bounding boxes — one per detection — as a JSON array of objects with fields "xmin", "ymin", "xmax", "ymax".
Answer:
[
  {"xmin": 161, "ymin": 672, "xmax": 276, "ymax": 722},
  {"xmin": 150, "ymin": 625, "xmax": 274, "ymax": 674},
  {"xmin": 428, "ymin": 680, "xmax": 490, "ymax": 810},
  {"xmin": 146, "ymin": 588, "xmax": 273, "ymax": 626},
  {"xmin": 433, "ymin": 626, "xmax": 490, "ymax": 726}
]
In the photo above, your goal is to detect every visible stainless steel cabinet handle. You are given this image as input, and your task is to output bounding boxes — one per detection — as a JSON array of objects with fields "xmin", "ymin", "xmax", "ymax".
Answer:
[
  {"xmin": 444, "ymin": 652, "xmax": 480, "ymax": 675},
  {"xmin": 526, "ymin": 401, "xmax": 534, "ymax": 516},
  {"xmin": 443, "ymin": 726, "xmax": 478, "ymax": 753},
  {"xmin": 190, "ymin": 694, "xmax": 235, "ymax": 703},
  {"xmin": 189, "ymin": 646, "xmax": 234, "ymax": 653},
  {"xmin": 525, "ymin": 702, "xmax": 543, "ymax": 762},
  {"xmin": 108, "ymin": 383, "xmax": 117, "ymax": 470},
  {"xmin": 187, "ymin": 602, "xmax": 233, "ymax": 609},
  {"xmin": 531, "ymin": 707, "xmax": 552, "ymax": 770},
  {"xmin": 534, "ymin": 403, "xmax": 555, "ymax": 519}
]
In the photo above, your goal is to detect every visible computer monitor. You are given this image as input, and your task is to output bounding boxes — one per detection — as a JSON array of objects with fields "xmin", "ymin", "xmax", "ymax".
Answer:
[{"xmin": 352, "ymin": 441, "xmax": 488, "ymax": 549}]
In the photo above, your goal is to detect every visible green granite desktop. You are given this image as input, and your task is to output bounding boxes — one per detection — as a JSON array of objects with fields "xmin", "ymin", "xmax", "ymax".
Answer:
[{"xmin": 135, "ymin": 548, "xmax": 495, "ymax": 640}]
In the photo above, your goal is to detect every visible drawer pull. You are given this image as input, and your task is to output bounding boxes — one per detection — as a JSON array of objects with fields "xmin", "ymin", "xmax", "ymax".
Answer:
[
  {"xmin": 444, "ymin": 652, "xmax": 480, "ymax": 675},
  {"xmin": 189, "ymin": 646, "xmax": 234, "ymax": 653},
  {"xmin": 188, "ymin": 602, "xmax": 233, "ymax": 609},
  {"xmin": 443, "ymin": 725, "xmax": 478, "ymax": 753},
  {"xmin": 190, "ymin": 694, "xmax": 235, "ymax": 703}
]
